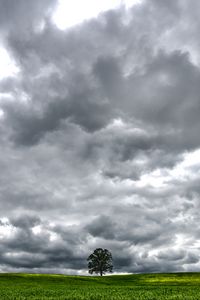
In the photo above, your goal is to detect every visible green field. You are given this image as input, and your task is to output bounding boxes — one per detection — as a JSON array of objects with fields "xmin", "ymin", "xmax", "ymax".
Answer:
[{"xmin": 1, "ymin": 272, "xmax": 200, "ymax": 299}]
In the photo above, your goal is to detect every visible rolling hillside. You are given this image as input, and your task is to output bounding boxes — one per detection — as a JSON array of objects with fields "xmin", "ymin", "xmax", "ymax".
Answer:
[{"xmin": 0, "ymin": 272, "xmax": 200, "ymax": 299}]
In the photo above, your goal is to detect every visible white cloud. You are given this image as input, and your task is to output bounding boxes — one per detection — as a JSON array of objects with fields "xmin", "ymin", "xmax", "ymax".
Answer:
[
  {"xmin": 0, "ymin": 47, "xmax": 20, "ymax": 79},
  {"xmin": 52, "ymin": 0, "xmax": 143, "ymax": 29},
  {"xmin": 0, "ymin": 221, "xmax": 17, "ymax": 239}
]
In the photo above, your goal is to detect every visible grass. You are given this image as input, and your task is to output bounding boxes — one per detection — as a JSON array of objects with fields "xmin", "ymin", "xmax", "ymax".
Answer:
[{"xmin": 1, "ymin": 272, "xmax": 200, "ymax": 299}]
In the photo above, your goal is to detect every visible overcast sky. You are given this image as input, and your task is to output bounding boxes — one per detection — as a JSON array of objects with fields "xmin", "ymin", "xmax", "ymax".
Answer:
[{"xmin": 0, "ymin": 0, "xmax": 200, "ymax": 275}]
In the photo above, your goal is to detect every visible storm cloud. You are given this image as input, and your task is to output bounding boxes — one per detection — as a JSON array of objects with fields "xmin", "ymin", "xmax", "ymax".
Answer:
[{"xmin": 0, "ymin": 0, "xmax": 200, "ymax": 274}]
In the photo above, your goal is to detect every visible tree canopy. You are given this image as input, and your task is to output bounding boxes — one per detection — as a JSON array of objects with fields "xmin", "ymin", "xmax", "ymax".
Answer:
[{"xmin": 87, "ymin": 248, "xmax": 113, "ymax": 276}]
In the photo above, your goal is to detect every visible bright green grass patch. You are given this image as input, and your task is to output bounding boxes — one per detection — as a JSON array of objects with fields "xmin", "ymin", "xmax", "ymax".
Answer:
[{"xmin": 1, "ymin": 272, "xmax": 200, "ymax": 299}]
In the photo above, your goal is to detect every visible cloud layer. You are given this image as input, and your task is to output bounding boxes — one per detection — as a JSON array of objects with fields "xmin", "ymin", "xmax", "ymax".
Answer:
[{"xmin": 0, "ymin": 0, "xmax": 200, "ymax": 274}]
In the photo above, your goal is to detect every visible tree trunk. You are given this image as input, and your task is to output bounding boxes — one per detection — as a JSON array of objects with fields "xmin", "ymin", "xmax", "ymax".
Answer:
[{"xmin": 100, "ymin": 270, "xmax": 103, "ymax": 276}]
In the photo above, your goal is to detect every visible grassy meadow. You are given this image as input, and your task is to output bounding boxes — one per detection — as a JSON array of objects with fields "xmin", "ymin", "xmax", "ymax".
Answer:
[{"xmin": 0, "ymin": 272, "xmax": 200, "ymax": 299}]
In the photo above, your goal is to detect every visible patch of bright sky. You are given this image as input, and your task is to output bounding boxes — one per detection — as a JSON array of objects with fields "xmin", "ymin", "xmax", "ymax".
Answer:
[
  {"xmin": 0, "ymin": 109, "xmax": 4, "ymax": 119},
  {"xmin": 174, "ymin": 234, "xmax": 188, "ymax": 249},
  {"xmin": 148, "ymin": 234, "xmax": 191, "ymax": 257},
  {"xmin": 182, "ymin": 149, "xmax": 200, "ymax": 167},
  {"xmin": 32, "ymin": 225, "xmax": 42, "ymax": 235},
  {"xmin": 169, "ymin": 148, "xmax": 200, "ymax": 180},
  {"xmin": 191, "ymin": 240, "xmax": 200, "ymax": 249},
  {"xmin": 137, "ymin": 148, "xmax": 200, "ymax": 188},
  {"xmin": 53, "ymin": 0, "xmax": 143, "ymax": 30},
  {"xmin": 0, "ymin": 221, "xmax": 17, "ymax": 239},
  {"xmin": 138, "ymin": 169, "xmax": 168, "ymax": 188},
  {"xmin": 107, "ymin": 118, "xmax": 148, "ymax": 138},
  {"xmin": 0, "ymin": 46, "xmax": 19, "ymax": 79}
]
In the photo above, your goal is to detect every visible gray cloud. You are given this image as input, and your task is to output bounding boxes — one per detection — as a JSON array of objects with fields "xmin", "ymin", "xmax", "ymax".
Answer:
[
  {"xmin": 0, "ymin": 0, "xmax": 56, "ymax": 35},
  {"xmin": 0, "ymin": 0, "xmax": 200, "ymax": 274}
]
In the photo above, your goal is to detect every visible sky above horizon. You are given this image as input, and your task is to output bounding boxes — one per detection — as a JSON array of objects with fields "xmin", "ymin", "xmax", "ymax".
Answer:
[{"xmin": 0, "ymin": 0, "xmax": 200, "ymax": 275}]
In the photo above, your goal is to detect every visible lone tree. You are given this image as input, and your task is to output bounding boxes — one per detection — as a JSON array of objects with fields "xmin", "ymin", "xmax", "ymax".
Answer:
[{"xmin": 87, "ymin": 248, "xmax": 113, "ymax": 276}]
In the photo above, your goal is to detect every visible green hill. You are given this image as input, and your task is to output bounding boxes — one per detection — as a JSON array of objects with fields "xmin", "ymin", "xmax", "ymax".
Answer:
[{"xmin": 1, "ymin": 272, "xmax": 200, "ymax": 299}]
